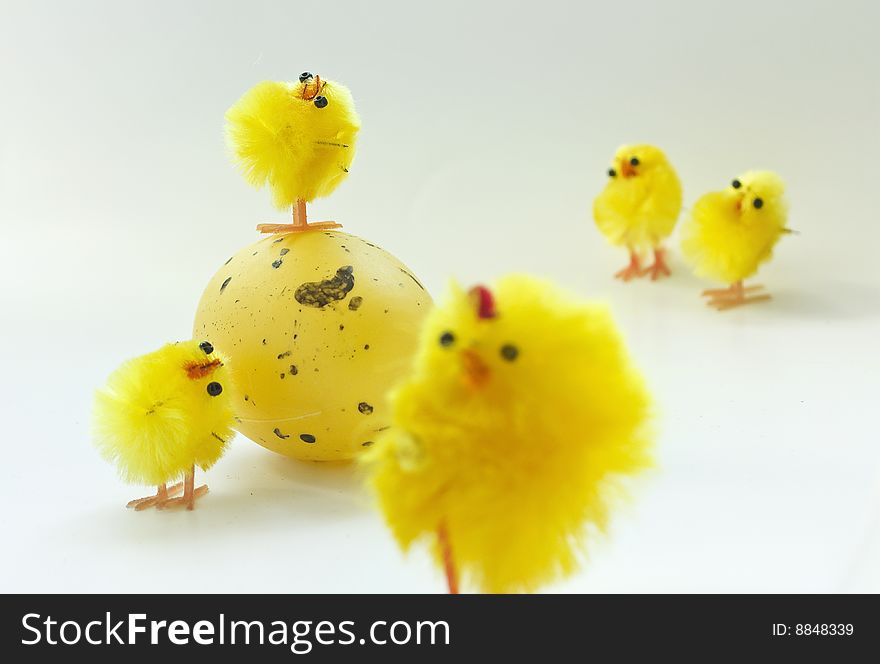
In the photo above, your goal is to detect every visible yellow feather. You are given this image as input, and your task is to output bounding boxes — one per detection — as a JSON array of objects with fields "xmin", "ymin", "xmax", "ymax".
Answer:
[
  {"xmin": 680, "ymin": 170, "xmax": 788, "ymax": 284},
  {"xmin": 365, "ymin": 275, "xmax": 653, "ymax": 593},
  {"xmin": 593, "ymin": 144, "xmax": 682, "ymax": 250},
  {"xmin": 93, "ymin": 341, "xmax": 235, "ymax": 486},
  {"xmin": 225, "ymin": 76, "xmax": 360, "ymax": 208}
]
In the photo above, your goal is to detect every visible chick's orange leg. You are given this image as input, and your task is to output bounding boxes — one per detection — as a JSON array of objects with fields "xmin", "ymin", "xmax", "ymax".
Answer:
[
  {"xmin": 256, "ymin": 199, "xmax": 342, "ymax": 234},
  {"xmin": 614, "ymin": 250, "xmax": 645, "ymax": 282},
  {"xmin": 158, "ymin": 467, "xmax": 208, "ymax": 511},
  {"xmin": 437, "ymin": 523, "xmax": 459, "ymax": 594},
  {"xmin": 126, "ymin": 482, "xmax": 183, "ymax": 511},
  {"xmin": 644, "ymin": 247, "xmax": 672, "ymax": 281}
]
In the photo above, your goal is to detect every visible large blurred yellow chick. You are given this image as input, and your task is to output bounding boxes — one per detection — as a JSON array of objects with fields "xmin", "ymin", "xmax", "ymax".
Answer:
[
  {"xmin": 93, "ymin": 340, "xmax": 235, "ymax": 510},
  {"xmin": 366, "ymin": 276, "xmax": 652, "ymax": 593},
  {"xmin": 681, "ymin": 171, "xmax": 790, "ymax": 310},
  {"xmin": 593, "ymin": 144, "xmax": 683, "ymax": 281},
  {"xmin": 226, "ymin": 72, "xmax": 360, "ymax": 234}
]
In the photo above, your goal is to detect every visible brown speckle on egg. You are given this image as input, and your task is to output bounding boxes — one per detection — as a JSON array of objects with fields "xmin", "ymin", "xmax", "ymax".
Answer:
[
  {"xmin": 300, "ymin": 433, "xmax": 316, "ymax": 443},
  {"xmin": 272, "ymin": 259, "xmax": 283, "ymax": 269},
  {"xmin": 358, "ymin": 402, "xmax": 374, "ymax": 415},
  {"xmin": 220, "ymin": 277, "xmax": 232, "ymax": 293},
  {"xmin": 273, "ymin": 428, "xmax": 289, "ymax": 439},
  {"xmin": 290, "ymin": 365, "xmax": 298, "ymax": 375},
  {"xmin": 294, "ymin": 265, "xmax": 355, "ymax": 308},
  {"xmin": 277, "ymin": 350, "xmax": 291, "ymax": 359},
  {"xmin": 348, "ymin": 296, "xmax": 363, "ymax": 311}
]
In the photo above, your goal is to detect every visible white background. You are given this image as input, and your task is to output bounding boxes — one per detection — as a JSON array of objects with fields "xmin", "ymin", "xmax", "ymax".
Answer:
[{"xmin": 1, "ymin": 0, "xmax": 879, "ymax": 593}]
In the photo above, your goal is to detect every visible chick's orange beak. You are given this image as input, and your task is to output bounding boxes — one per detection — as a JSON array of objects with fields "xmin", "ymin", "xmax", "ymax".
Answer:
[
  {"xmin": 619, "ymin": 160, "xmax": 636, "ymax": 178},
  {"xmin": 185, "ymin": 358, "xmax": 222, "ymax": 380},
  {"xmin": 301, "ymin": 74, "xmax": 326, "ymax": 100},
  {"xmin": 460, "ymin": 349, "xmax": 490, "ymax": 389}
]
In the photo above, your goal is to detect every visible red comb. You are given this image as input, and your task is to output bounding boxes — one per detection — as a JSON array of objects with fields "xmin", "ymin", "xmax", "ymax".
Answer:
[{"xmin": 469, "ymin": 285, "xmax": 497, "ymax": 320}]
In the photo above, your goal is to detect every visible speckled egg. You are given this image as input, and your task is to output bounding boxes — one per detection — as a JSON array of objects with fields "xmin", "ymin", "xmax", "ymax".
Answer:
[{"xmin": 193, "ymin": 230, "xmax": 431, "ymax": 461}]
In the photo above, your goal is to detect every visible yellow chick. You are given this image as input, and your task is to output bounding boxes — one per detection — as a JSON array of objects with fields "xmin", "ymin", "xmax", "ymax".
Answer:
[
  {"xmin": 226, "ymin": 71, "xmax": 361, "ymax": 234},
  {"xmin": 681, "ymin": 171, "xmax": 789, "ymax": 310},
  {"xmin": 593, "ymin": 144, "xmax": 683, "ymax": 281},
  {"xmin": 366, "ymin": 276, "xmax": 652, "ymax": 593},
  {"xmin": 93, "ymin": 340, "xmax": 235, "ymax": 510}
]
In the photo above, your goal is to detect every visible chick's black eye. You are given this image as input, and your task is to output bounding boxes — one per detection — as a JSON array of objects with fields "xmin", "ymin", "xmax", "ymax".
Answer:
[
  {"xmin": 630, "ymin": 157, "xmax": 640, "ymax": 166},
  {"xmin": 207, "ymin": 382, "xmax": 222, "ymax": 397},
  {"xmin": 500, "ymin": 344, "xmax": 519, "ymax": 361},
  {"xmin": 439, "ymin": 331, "xmax": 455, "ymax": 347},
  {"xmin": 314, "ymin": 96, "xmax": 328, "ymax": 108},
  {"xmin": 732, "ymin": 179, "xmax": 742, "ymax": 189},
  {"xmin": 199, "ymin": 341, "xmax": 214, "ymax": 355},
  {"xmin": 608, "ymin": 168, "xmax": 617, "ymax": 177},
  {"xmin": 299, "ymin": 71, "xmax": 313, "ymax": 82},
  {"xmin": 753, "ymin": 197, "xmax": 764, "ymax": 209}
]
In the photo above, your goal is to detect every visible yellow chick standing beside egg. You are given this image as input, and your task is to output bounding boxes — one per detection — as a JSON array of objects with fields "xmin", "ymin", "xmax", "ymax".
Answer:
[
  {"xmin": 593, "ymin": 144, "xmax": 683, "ymax": 281},
  {"xmin": 93, "ymin": 341, "xmax": 235, "ymax": 510},
  {"xmin": 226, "ymin": 71, "xmax": 360, "ymax": 233},
  {"xmin": 681, "ymin": 171, "xmax": 791, "ymax": 310},
  {"xmin": 366, "ymin": 275, "xmax": 652, "ymax": 593}
]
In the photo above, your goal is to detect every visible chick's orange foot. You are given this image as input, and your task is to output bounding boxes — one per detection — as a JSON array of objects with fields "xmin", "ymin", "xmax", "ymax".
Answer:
[
  {"xmin": 257, "ymin": 199, "xmax": 342, "ymax": 235},
  {"xmin": 614, "ymin": 251, "xmax": 646, "ymax": 282},
  {"xmin": 126, "ymin": 482, "xmax": 183, "ymax": 511},
  {"xmin": 156, "ymin": 467, "xmax": 209, "ymax": 511},
  {"xmin": 702, "ymin": 282, "xmax": 771, "ymax": 311},
  {"xmin": 256, "ymin": 221, "xmax": 342, "ymax": 234},
  {"xmin": 159, "ymin": 485, "xmax": 209, "ymax": 511},
  {"xmin": 644, "ymin": 248, "xmax": 672, "ymax": 281}
]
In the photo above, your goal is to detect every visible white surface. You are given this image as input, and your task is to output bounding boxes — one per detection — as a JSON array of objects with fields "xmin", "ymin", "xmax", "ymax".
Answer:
[{"xmin": 1, "ymin": 0, "xmax": 879, "ymax": 593}]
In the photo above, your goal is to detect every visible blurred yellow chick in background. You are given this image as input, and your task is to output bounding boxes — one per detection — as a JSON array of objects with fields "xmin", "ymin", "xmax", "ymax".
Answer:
[
  {"xmin": 681, "ymin": 171, "xmax": 790, "ymax": 310},
  {"xmin": 226, "ymin": 71, "xmax": 360, "ymax": 234},
  {"xmin": 93, "ymin": 341, "xmax": 235, "ymax": 510},
  {"xmin": 593, "ymin": 144, "xmax": 683, "ymax": 281},
  {"xmin": 366, "ymin": 276, "xmax": 652, "ymax": 593}
]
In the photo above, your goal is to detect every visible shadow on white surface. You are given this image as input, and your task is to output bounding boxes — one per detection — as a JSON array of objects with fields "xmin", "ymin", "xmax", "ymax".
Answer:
[
  {"xmin": 85, "ymin": 441, "xmax": 369, "ymax": 542},
  {"xmin": 766, "ymin": 283, "xmax": 880, "ymax": 321}
]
